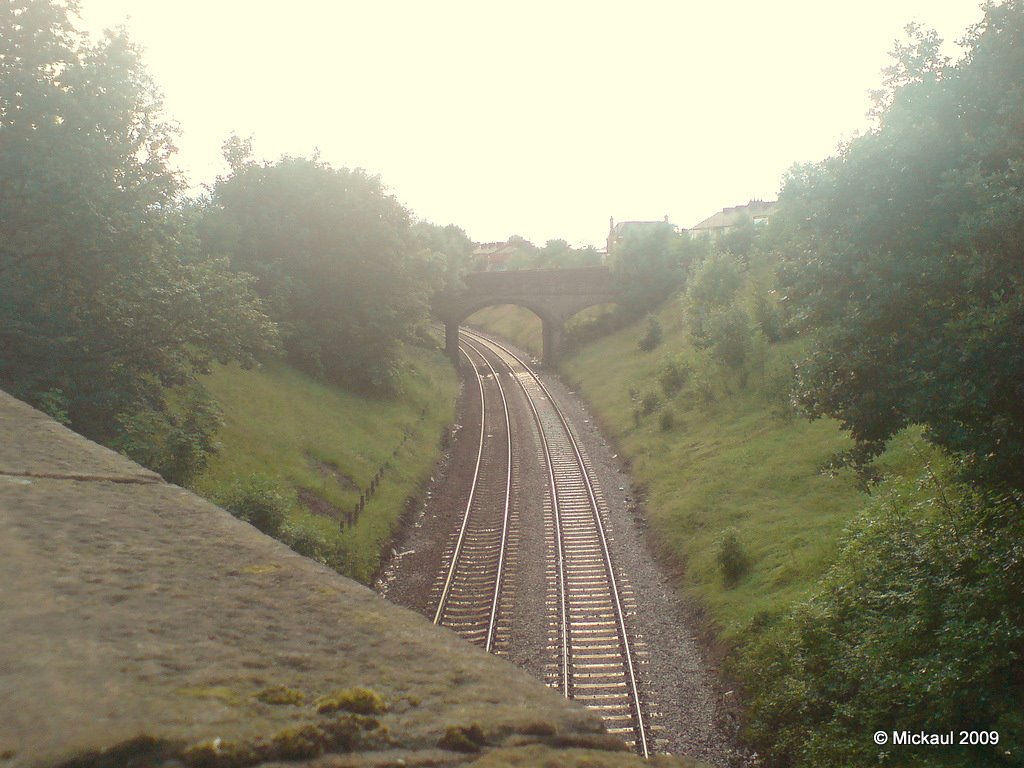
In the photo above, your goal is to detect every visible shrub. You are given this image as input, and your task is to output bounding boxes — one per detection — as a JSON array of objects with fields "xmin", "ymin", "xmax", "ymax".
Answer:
[
  {"xmin": 637, "ymin": 314, "xmax": 663, "ymax": 352},
  {"xmin": 765, "ymin": 362, "xmax": 799, "ymax": 423},
  {"xmin": 640, "ymin": 391, "xmax": 661, "ymax": 416},
  {"xmin": 118, "ymin": 385, "xmax": 223, "ymax": 486},
  {"xmin": 216, "ymin": 473, "xmax": 292, "ymax": 536},
  {"xmin": 279, "ymin": 521, "xmax": 339, "ymax": 567},
  {"xmin": 684, "ymin": 252, "xmax": 744, "ymax": 347},
  {"xmin": 659, "ymin": 410, "xmax": 675, "ymax": 432},
  {"xmin": 37, "ymin": 388, "xmax": 71, "ymax": 425},
  {"xmin": 716, "ymin": 527, "xmax": 750, "ymax": 587},
  {"xmin": 752, "ymin": 287, "xmax": 790, "ymax": 343},
  {"xmin": 708, "ymin": 305, "xmax": 754, "ymax": 377},
  {"xmin": 738, "ymin": 474, "xmax": 1024, "ymax": 767},
  {"xmin": 657, "ymin": 356, "xmax": 692, "ymax": 397}
]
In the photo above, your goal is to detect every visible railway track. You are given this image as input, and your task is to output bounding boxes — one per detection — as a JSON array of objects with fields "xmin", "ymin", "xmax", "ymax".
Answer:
[
  {"xmin": 456, "ymin": 329, "xmax": 652, "ymax": 758},
  {"xmin": 431, "ymin": 341, "xmax": 515, "ymax": 654}
]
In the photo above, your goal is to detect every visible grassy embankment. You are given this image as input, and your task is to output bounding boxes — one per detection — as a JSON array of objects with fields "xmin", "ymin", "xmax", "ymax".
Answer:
[
  {"xmin": 466, "ymin": 304, "xmax": 543, "ymax": 358},
  {"xmin": 469, "ymin": 300, "xmax": 920, "ymax": 641},
  {"xmin": 192, "ymin": 341, "xmax": 457, "ymax": 584}
]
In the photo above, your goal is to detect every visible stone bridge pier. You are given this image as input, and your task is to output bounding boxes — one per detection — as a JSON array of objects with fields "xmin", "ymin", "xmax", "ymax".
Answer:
[{"xmin": 432, "ymin": 267, "xmax": 620, "ymax": 365}]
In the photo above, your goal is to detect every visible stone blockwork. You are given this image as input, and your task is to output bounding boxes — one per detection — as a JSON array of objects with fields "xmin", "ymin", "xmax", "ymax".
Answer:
[
  {"xmin": 0, "ymin": 390, "xmax": 703, "ymax": 768},
  {"xmin": 433, "ymin": 268, "xmax": 620, "ymax": 363}
]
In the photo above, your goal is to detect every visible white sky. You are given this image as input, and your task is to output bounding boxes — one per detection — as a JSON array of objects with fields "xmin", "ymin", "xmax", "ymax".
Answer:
[{"xmin": 76, "ymin": 0, "xmax": 983, "ymax": 248}]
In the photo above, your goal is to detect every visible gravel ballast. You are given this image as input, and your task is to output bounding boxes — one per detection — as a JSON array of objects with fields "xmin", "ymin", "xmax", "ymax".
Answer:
[{"xmin": 380, "ymin": 334, "xmax": 749, "ymax": 767}]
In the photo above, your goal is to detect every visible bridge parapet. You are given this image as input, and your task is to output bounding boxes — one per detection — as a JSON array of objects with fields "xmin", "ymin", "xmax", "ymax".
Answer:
[{"xmin": 461, "ymin": 267, "xmax": 618, "ymax": 297}]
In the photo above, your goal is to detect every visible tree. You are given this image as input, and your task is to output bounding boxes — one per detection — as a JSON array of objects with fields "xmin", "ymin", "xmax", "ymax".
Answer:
[
  {"xmin": 536, "ymin": 239, "xmax": 601, "ymax": 269},
  {"xmin": 610, "ymin": 222, "xmax": 687, "ymax": 315},
  {"xmin": 683, "ymin": 251, "xmax": 744, "ymax": 347},
  {"xmin": 412, "ymin": 220, "xmax": 473, "ymax": 299},
  {"xmin": 0, "ymin": 1, "xmax": 275, "ymax": 448},
  {"xmin": 205, "ymin": 152, "xmax": 428, "ymax": 393},
  {"xmin": 775, "ymin": 3, "xmax": 1024, "ymax": 490}
]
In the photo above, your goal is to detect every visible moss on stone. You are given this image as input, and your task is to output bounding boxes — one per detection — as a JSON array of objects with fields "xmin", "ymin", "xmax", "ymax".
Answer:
[
  {"xmin": 323, "ymin": 714, "xmax": 388, "ymax": 751},
  {"xmin": 181, "ymin": 738, "xmax": 254, "ymax": 768},
  {"xmin": 252, "ymin": 685, "xmax": 304, "ymax": 706},
  {"xmin": 438, "ymin": 724, "xmax": 487, "ymax": 753},
  {"xmin": 265, "ymin": 724, "xmax": 325, "ymax": 760},
  {"xmin": 58, "ymin": 736, "xmax": 175, "ymax": 768},
  {"xmin": 314, "ymin": 686, "xmax": 387, "ymax": 715},
  {"xmin": 176, "ymin": 687, "xmax": 242, "ymax": 707},
  {"xmin": 514, "ymin": 720, "xmax": 558, "ymax": 737}
]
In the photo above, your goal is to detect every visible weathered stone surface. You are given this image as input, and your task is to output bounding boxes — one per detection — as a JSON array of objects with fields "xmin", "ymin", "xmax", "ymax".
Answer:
[
  {"xmin": 0, "ymin": 391, "xmax": 702, "ymax": 768},
  {"xmin": 0, "ymin": 392, "xmax": 159, "ymax": 483}
]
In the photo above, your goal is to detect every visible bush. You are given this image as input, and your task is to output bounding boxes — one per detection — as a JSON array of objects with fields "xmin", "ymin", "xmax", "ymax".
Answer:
[
  {"xmin": 637, "ymin": 315, "xmax": 663, "ymax": 352},
  {"xmin": 640, "ymin": 391, "xmax": 661, "ymax": 416},
  {"xmin": 708, "ymin": 305, "xmax": 754, "ymax": 377},
  {"xmin": 684, "ymin": 252, "xmax": 744, "ymax": 347},
  {"xmin": 752, "ymin": 286, "xmax": 790, "ymax": 343},
  {"xmin": 632, "ymin": 391, "xmax": 662, "ymax": 426},
  {"xmin": 564, "ymin": 305, "xmax": 625, "ymax": 350},
  {"xmin": 657, "ymin": 356, "xmax": 692, "ymax": 397},
  {"xmin": 279, "ymin": 521, "xmax": 340, "ymax": 567},
  {"xmin": 118, "ymin": 385, "xmax": 223, "ymax": 486},
  {"xmin": 738, "ymin": 474, "xmax": 1024, "ymax": 768},
  {"xmin": 659, "ymin": 410, "xmax": 676, "ymax": 432},
  {"xmin": 216, "ymin": 473, "xmax": 292, "ymax": 536},
  {"xmin": 716, "ymin": 527, "xmax": 750, "ymax": 587}
]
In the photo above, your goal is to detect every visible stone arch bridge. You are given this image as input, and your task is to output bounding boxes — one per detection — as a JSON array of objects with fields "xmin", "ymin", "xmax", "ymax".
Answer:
[{"xmin": 432, "ymin": 267, "xmax": 621, "ymax": 364}]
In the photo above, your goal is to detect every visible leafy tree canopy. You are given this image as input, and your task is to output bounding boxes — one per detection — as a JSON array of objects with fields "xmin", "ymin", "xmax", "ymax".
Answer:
[
  {"xmin": 205, "ymin": 147, "xmax": 431, "ymax": 393},
  {"xmin": 775, "ymin": 1, "xmax": 1024, "ymax": 490},
  {"xmin": 412, "ymin": 220, "xmax": 473, "ymax": 298},
  {"xmin": 0, "ymin": 1, "xmax": 275, "ymax": 446},
  {"xmin": 611, "ymin": 222, "xmax": 692, "ymax": 315}
]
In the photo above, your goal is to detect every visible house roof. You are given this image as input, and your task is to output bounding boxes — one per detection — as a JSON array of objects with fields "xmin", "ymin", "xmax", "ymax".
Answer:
[
  {"xmin": 689, "ymin": 199, "xmax": 777, "ymax": 232},
  {"xmin": 611, "ymin": 220, "xmax": 671, "ymax": 237},
  {"xmin": 472, "ymin": 242, "xmax": 519, "ymax": 259}
]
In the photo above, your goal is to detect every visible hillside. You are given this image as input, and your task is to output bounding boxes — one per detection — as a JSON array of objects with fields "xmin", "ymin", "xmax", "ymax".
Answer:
[
  {"xmin": 467, "ymin": 270, "xmax": 1024, "ymax": 768},
  {"xmin": 192, "ymin": 341, "xmax": 458, "ymax": 583},
  {"xmin": 468, "ymin": 298, "xmax": 917, "ymax": 639}
]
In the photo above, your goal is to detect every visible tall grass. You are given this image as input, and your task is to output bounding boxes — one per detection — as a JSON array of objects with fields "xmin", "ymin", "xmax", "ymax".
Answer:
[
  {"xmin": 471, "ymin": 294, "xmax": 920, "ymax": 639},
  {"xmin": 193, "ymin": 343, "xmax": 457, "ymax": 583}
]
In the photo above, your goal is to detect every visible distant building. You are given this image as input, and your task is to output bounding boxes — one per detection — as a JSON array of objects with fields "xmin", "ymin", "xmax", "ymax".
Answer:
[
  {"xmin": 471, "ymin": 242, "xmax": 519, "ymax": 271},
  {"xmin": 606, "ymin": 215, "xmax": 674, "ymax": 258},
  {"xmin": 687, "ymin": 199, "xmax": 777, "ymax": 239}
]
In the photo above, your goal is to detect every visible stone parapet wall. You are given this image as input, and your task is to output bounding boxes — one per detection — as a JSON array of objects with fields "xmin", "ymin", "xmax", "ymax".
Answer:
[{"xmin": 0, "ymin": 390, "xmax": 699, "ymax": 768}]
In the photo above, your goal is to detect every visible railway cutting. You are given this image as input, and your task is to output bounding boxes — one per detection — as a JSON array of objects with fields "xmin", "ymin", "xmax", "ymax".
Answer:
[{"xmin": 380, "ymin": 329, "xmax": 737, "ymax": 765}]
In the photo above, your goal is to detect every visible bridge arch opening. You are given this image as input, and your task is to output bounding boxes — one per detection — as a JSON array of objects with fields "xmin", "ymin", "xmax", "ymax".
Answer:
[
  {"xmin": 562, "ymin": 302, "xmax": 620, "ymax": 352},
  {"xmin": 463, "ymin": 304, "xmax": 544, "ymax": 359},
  {"xmin": 431, "ymin": 267, "xmax": 622, "ymax": 364}
]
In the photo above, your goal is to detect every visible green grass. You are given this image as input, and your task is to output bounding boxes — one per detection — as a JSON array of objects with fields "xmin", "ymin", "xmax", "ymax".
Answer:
[
  {"xmin": 193, "ymin": 341, "xmax": 457, "ymax": 583},
  {"xmin": 466, "ymin": 305, "xmax": 543, "ymax": 357},
  {"xmin": 472, "ymin": 299, "xmax": 922, "ymax": 641}
]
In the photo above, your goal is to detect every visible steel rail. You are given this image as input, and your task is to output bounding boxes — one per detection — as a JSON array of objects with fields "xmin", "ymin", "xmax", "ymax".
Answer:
[
  {"xmin": 466, "ymin": 334, "xmax": 570, "ymax": 696},
  {"xmin": 462, "ymin": 328, "xmax": 650, "ymax": 758},
  {"xmin": 433, "ymin": 340, "xmax": 514, "ymax": 655},
  {"xmin": 432, "ymin": 344, "xmax": 487, "ymax": 625}
]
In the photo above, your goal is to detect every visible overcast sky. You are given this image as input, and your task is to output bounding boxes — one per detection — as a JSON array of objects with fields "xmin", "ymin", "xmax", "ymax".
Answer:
[{"xmin": 76, "ymin": 1, "xmax": 983, "ymax": 248}]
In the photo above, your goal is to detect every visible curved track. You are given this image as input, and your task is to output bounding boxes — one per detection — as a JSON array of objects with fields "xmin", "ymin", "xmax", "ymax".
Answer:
[
  {"xmin": 431, "ymin": 341, "xmax": 514, "ymax": 654},
  {"xmin": 460, "ymin": 329, "xmax": 651, "ymax": 758}
]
